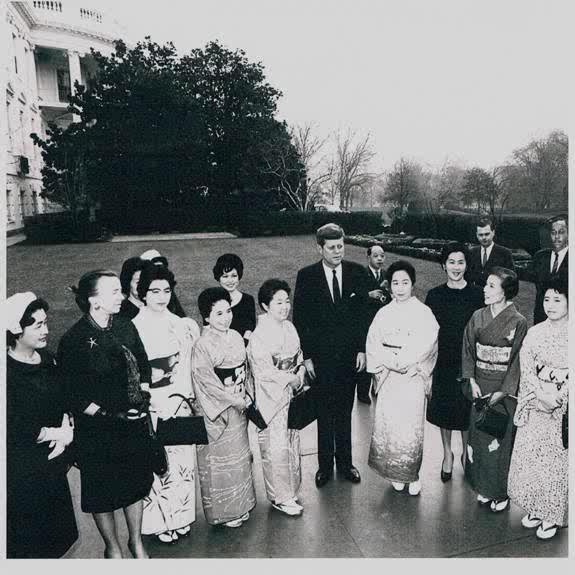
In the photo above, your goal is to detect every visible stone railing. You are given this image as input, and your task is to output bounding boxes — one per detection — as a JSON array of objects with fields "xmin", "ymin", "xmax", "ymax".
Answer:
[
  {"xmin": 79, "ymin": 7, "xmax": 102, "ymax": 24},
  {"xmin": 33, "ymin": 1, "xmax": 63, "ymax": 13}
]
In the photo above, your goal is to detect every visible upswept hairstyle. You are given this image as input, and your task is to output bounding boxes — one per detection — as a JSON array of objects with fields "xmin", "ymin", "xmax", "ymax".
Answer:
[
  {"xmin": 440, "ymin": 241, "xmax": 470, "ymax": 266},
  {"xmin": 137, "ymin": 262, "xmax": 177, "ymax": 303},
  {"xmin": 258, "ymin": 278, "xmax": 291, "ymax": 310},
  {"xmin": 197, "ymin": 287, "xmax": 232, "ymax": 321},
  {"xmin": 70, "ymin": 270, "xmax": 118, "ymax": 313},
  {"xmin": 119, "ymin": 257, "xmax": 145, "ymax": 295},
  {"xmin": 488, "ymin": 266, "xmax": 519, "ymax": 300},
  {"xmin": 542, "ymin": 276, "xmax": 568, "ymax": 300},
  {"xmin": 386, "ymin": 259, "xmax": 416, "ymax": 286}
]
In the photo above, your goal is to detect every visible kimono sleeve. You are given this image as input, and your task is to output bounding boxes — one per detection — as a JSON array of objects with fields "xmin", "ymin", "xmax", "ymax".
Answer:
[
  {"xmin": 247, "ymin": 330, "xmax": 294, "ymax": 424},
  {"xmin": 461, "ymin": 310, "xmax": 479, "ymax": 379},
  {"xmin": 514, "ymin": 329, "xmax": 539, "ymax": 426},
  {"xmin": 500, "ymin": 317, "xmax": 528, "ymax": 396},
  {"xmin": 190, "ymin": 338, "xmax": 238, "ymax": 422}
]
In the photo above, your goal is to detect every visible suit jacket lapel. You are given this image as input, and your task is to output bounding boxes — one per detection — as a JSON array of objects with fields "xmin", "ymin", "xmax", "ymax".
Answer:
[{"xmin": 314, "ymin": 261, "xmax": 335, "ymax": 305}]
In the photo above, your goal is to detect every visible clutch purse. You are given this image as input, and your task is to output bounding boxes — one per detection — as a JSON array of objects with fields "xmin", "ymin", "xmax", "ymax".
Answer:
[
  {"xmin": 288, "ymin": 385, "xmax": 318, "ymax": 430},
  {"xmin": 562, "ymin": 405, "xmax": 568, "ymax": 449},
  {"xmin": 245, "ymin": 389, "xmax": 268, "ymax": 430},
  {"xmin": 155, "ymin": 393, "xmax": 209, "ymax": 445},
  {"xmin": 474, "ymin": 396, "xmax": 510, "ymax": 440},
  {"xmin": 146, "ymin": 411, "xmax": 168, "ymax": 476}
]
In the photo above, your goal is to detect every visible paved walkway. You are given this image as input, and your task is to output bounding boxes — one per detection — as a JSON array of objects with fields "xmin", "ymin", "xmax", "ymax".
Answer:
[
  {"xmin": 61, "ymin": 398, "xmax": 568, "ymax": 559},
  {"xmin": 109, "ymin": 232, "xmax": 237, "ymax": 242}
]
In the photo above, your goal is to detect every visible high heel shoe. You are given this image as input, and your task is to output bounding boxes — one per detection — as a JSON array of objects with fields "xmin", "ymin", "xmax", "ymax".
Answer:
[{"xmin": 440, "ymin": 451, "xmax": 454, "ymax": 483}]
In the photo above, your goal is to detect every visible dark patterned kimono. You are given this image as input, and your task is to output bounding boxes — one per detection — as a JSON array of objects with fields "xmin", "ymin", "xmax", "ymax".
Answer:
[{"xmin": 461, "ymin": 304, "xmax": 528, "ymax": 499}]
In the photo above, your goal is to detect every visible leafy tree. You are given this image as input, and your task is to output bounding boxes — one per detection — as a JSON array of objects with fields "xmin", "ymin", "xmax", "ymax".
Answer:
[{"xmin": 32, "ymin": 38, "xmax": 299, "ymax": 232}]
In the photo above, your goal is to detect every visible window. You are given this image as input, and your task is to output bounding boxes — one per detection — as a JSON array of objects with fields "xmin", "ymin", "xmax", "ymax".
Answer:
[
  {"xmin": 20, "ymin": 189, "xmax": 26, "ymax": 219},
  {"xmin": 6, "ymin": 190, "xmax": 14, "ymax": 222},
  {"xmin": 57, "ymin": 69, "xmax": 71, "ymax": 102},
  {"xmin": 32, "ymin": 190, "xmax": 39, "ymax": 214}
]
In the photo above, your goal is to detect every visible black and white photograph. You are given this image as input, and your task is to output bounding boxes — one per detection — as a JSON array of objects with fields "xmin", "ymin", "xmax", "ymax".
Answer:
[{"xmin": 1, "ymin": 0, "xmax": 570, "ymax": 562}]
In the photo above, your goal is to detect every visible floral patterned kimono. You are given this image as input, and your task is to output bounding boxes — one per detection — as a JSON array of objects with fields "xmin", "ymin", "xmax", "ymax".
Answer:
[
  {"xmin": 366, "ymin": 297, "xmax": 439, "ymax": 483},
  {"xmin": 132, "ymin": 308, "xmax": 200, "ymax": 535},
  {"xmin": 191, "ymin": 326, "xmax": 256, "ymax": 525},
  {"xmin": 508, "ymin": 320, "xmax": 568, "ymax": 526},
  {"xmin": 247, "ymin": 314, "xmax": 303, "ymax": 505},
  {"xmin": 461, "ymin": 303, "xmax": 528, "ymax": 499}
]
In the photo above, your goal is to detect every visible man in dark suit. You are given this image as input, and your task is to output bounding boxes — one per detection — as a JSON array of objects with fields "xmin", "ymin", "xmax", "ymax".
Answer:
[
  {"xmin": 526, "ymin": 214, "xmax": 569, "ymax": 324},
  {"xmin": 293, "ymin": 223, "xmax": 370, "ymax": 488},
  {"xmin": 356, "ymin": 244, "xmax": 391, "ymax": 404},
  {"xmin": 466, "ymin": 216, "xmax": 515, "ymax": 287}
]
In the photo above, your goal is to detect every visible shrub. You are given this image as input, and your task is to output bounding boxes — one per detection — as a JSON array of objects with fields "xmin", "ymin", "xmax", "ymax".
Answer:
[
  {"xmin": 24, "ymin": 212, "xmax": 110, "ymax": 244},
  {"xmin": 233, "ymin": 210, "xmax": 383, "ymax": 237}
]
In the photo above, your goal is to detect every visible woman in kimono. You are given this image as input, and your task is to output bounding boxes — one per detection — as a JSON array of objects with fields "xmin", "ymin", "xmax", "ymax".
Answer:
[
  {"xmin": 191, "ymin": 287, "xmax": 256, "ymax": 528},
  {"xmin": 366, "ymin": 260, "xmax": 439, "ymax": 496},
  {"xmin": 462, "ymin": 267, "xmax": 528, "ymax": 512},
  {"xmin": 508, "ymin": 277, "xmax": 568, "ymax": 539},
  {"xmin": 425, "ymin": 242, "xmax": 484, "ymax": 482},
  {"xmin": 247, "ymin": 279, "xmax": 306, "ymax": 516},
  {"xmin": 5, "ymin": 293, "xmax": 78, "ymax": 558},
  {"xmin": 132, "ymin": 263, "xmax": 200, "ymax": 544},
  {"xmin": 58, "ymin": 270, "xmax": 153, "ymax": 558},
  {"xmin": 118, "ymin": 256, "xmax": 145, "ymax": 320},
  {"xmin": 212, "ymin": 253, "xmax": 256, "ymax": 344}
]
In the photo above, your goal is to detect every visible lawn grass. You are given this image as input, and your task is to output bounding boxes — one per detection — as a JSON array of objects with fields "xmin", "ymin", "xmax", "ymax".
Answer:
[{"xmin": 7, "ymin": 235, "xmax": 536, "ymax": 353}]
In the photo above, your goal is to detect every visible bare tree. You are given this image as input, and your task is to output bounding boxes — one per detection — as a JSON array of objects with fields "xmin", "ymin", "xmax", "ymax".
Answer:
[
  {"xmin": 260, "ymin": 123, "xmax": 331, "ymax": 211},
  {"xmin": 383, "ymin": 157, "xmax": 421, "ymax": 222},
  {"xmin": 330, "ymin": 130, "xmax": 375, "ymax": 210}
]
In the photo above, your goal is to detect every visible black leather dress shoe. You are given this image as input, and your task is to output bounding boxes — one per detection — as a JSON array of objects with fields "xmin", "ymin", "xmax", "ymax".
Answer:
[
  {"xmin": 357, "ymin": 395, "xmax": 372, "ymax": 405},
  {"xmin": 341, "ymin": 466, "xmax": 361, "ymax": 483},
  {"xmin": 315, "ymin": 469, "xmax": 333, "ymax": 488}
]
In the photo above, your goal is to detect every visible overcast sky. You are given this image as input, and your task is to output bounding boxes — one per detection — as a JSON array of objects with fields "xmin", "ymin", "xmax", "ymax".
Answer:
[{"xmin": 96, "ymin": 0, "xmax": 569, "ymax": 172}]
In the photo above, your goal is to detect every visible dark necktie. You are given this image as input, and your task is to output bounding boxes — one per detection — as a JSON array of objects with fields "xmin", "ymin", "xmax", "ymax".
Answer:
[
  {"xmin": 481, "ymin": 248, "xmax": 487, "ymax": 268},
  {"xmin": 376, "ymin": 270, "xmax": 382, "ymax": 284},
  {"xmin": 332, "ymin": 269, "xmax": 341, "ymax": 305},
  {"xmin": 551, "ymin": 252, "xmax": 559, "ymax": 275}
]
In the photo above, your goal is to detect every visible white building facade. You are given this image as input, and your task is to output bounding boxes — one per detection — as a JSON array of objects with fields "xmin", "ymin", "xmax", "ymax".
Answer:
[{"xmin": 5, "ymin": 0, "xmax": 124, "ymax": 244}]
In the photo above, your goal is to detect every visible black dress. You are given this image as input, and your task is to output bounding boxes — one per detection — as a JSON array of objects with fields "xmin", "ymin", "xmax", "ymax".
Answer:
[
  {"xmin": 425, "ymin": 283, "xmax": 484, "ymax": 430},
  {"xmin": 231, "ymin": 293, "xmax": 256, "ymax": 342},
  {"xmin": 57, "ymin": 314, "xmax": 154, "ymax": 513},
  {"xmin": 6, "ymin": 350, "xmax": 78, "ymax": 558}
]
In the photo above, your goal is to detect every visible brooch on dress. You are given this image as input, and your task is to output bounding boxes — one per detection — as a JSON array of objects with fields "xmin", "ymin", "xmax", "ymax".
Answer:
[
  {"xmin": 88, "ymin": 337, "xmax": 98, "ymax": 349},
  {"xmin": 505, "ymin": 328, "xmax": 516, "ymax": 343}
]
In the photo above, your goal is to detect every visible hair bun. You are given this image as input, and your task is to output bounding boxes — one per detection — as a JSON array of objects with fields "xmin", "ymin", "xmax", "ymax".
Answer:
[{"xmin": 68, "ymin": 285, "xmax": 79, "ymax": 295}]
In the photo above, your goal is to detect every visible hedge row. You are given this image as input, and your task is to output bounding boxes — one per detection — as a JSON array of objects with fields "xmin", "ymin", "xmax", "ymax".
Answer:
[
  {"xmin": 233, "ymin": 210, "xmax": 383, "ymax": 237},
  {"xmin": 24, "ymin": 212, "xmax": 110, "ymax": 244},
  {"xmin": 402, "ymin": 212, "xmax": 551, "ymax": 255}
]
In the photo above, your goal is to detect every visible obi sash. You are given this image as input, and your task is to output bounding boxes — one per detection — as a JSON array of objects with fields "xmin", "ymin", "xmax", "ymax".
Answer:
[
  {"xmin": 214, "ymin": 362, "xmax": 247, "ymax": 395},
  {"xmin": 535, "ymin": 362, "xmax": 568, "ymax": 390},
  {"xmin": 272, "ymin": 353, "xmax": 299, "ymax": 372},
  {"xmin": 475, "ymin": 342, "xmax": 511, "ymax": 372},
  {"xmin": 149, "ymin": 353, "xmax": 180, "ymax": 389}
]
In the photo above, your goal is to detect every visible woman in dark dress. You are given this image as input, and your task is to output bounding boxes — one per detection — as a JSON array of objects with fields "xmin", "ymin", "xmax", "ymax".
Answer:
[
  {"xmin": 212, "ymin": 253, "xmax": 256, "ymax": 344},
  {"xmin": 425, "ymin": 242, "xmax": 484, "ymax": 482},
  {"xmin": 58, "ymin": 270, "xmax": 154, "ymax": 558},
  {"xmin": 119, "ymin": 256, "xmax": 146, "ymax": 320},
  {"xmin": 6, "ymin": 292, "xmax": 78, "ymax": 558}
]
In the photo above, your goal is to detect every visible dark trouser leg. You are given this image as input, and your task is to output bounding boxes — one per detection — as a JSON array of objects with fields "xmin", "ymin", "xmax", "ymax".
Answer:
[
  {"xmin": 334, "ymin": 366, "xmax": 356, "ymax": 471},
  {"xmin": 316, "ymin": 367, "xmax": 336, "ymax": 472},
  {"xmin": 356, "ymin": 370, "xmax": 371, "ymax": 399}
]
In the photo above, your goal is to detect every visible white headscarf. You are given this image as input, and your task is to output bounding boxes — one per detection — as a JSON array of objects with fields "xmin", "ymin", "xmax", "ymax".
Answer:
[
  {"xmin": 141, "ymin": 249, "xmax": 162, "ymax": 261},
  {"xmin": 4, "ymin": 292, "xmax": 37, "ymax": 335}
]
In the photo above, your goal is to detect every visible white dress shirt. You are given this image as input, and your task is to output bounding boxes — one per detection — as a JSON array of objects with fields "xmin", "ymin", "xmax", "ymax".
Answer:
[
  {"xmin": 368, "ymin": 265, "xmax": 383, "ymax": 283},
  {"xmin": 551, "ymin": 246, "xmax": 568, "ymax": 272},
  {"xmin": 323, "ymin": 262, "xmax": 342, "ymax": 302}
]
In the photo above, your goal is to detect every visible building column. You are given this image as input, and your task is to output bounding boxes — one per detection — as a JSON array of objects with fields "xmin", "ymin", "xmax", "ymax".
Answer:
[{"xmin": 67, "ymin": 50, "xmax": 82, "ymax": 121}]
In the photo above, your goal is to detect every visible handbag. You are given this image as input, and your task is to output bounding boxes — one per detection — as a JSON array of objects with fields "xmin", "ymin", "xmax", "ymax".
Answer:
[
  {"xmin": 146, "ymin": 411, "xmax": 169, "ymax": 476},
  {"xmin": 245, "ymin": 388, "xmax": 268, "ymax": 430},
  {"xmin": 474, "ymin": 395, "xmax": 510, "ymax": 440},
  {"xmin": 155, "ymin": 393, "xmax": 209, "ymax": 445},
  {"xmin": 288, "ymin": 384, "xmax": 318, "ymax": 430},
  {"xmin": 562, "ymin": 405, "xmax": 568, "ymax": 449}
]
